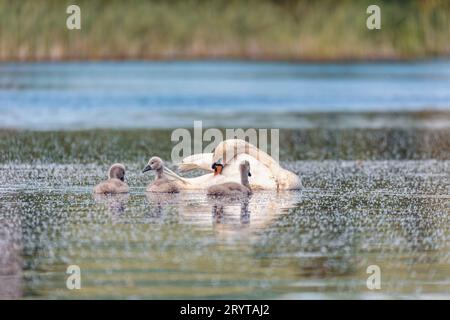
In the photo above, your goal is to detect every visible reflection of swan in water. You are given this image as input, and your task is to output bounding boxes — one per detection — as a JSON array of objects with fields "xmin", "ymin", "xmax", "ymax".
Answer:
[
  {"xmin": 144, "ymin": 190, "xmax": 301, "ymax": 239},
  {"xmin": 145, "ymin": 192, "xmax": 181, "ymax": 220},
  {"xmin": 210, "ymin": 197, "xmax": 250, "ymax": 226},
  {"xmin": 175, "ymin": 139, "xmax": 302, "ymax": 190},
  {"xmin": 205, "ymin": 192, "xmax": 300, "ymax": 240},
  {"xmin": 93, "ymin": 193, "xmax": 130, "ymax": 223}
]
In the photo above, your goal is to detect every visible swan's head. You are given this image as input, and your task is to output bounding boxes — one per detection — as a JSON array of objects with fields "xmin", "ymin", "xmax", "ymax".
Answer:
[
  {"xmin": 143, "ymin": 156, "xmax": 164, "ymax": 173},
  {"xmin": 108, "ymin": 163, "xmax": 126, "ymax": 181},
  {"xmin": 211, "ymin": 161, "xmax": 224, "ymax": 176},
  {"xmin": 239, "ymin": 160, "xmax": 251, "ymax": 177}
]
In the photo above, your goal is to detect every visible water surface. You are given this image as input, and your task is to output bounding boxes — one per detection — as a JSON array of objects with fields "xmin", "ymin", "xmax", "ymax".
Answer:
[
  {"xmin": 1, "ymin": 61, "xmax": 450, "ymax": 129},
  {"xmin": 0, "ymin": 160, "xmax": 448, "ymax": 299},
  {"xmin": 0, "ymin": 61, "xmax": 449, "ymax": 299}
]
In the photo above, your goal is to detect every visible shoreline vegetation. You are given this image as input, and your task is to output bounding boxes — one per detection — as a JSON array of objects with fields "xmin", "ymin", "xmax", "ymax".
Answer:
[{"xmin": 1, "ymin": 0, "xmax": 450, "ymax": 62}]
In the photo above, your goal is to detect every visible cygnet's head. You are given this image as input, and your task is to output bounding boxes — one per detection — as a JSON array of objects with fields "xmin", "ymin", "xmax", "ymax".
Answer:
[
  {"xmin": 108, "ymin": 163, "xmax": 126, "ymax": 181},
  {"xmin": 142, "ymin": 156, "xmax": 164, "ymax": 173},
  {"xmin": 239, "ymin": 160, "xmax": 251, "ymax": 177}
]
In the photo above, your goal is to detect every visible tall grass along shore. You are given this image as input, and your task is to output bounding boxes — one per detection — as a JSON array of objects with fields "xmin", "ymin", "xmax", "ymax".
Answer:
[{"xmin": 1, "ymin": 0, "xmax": 450, "ymax": 61}]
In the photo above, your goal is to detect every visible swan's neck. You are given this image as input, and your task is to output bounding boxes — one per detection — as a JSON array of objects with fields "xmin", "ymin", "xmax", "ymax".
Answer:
[{"xmin": 240, "ymin": 170, "xmax": 250, "ymax": 188}]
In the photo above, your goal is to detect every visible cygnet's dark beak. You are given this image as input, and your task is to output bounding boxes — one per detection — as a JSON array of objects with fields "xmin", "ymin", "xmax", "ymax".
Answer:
[
  {"xmin": 248, "ymin": 172, "xmax": 252, "ymax": 177},
  {"xmin": 142, "ymin": 165, "xmax": 152, "ymax": 173}
]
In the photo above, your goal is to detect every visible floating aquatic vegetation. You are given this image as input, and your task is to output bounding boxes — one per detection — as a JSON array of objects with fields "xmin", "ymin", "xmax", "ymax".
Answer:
[{"xmin": 0, "ymin": 159, "xmax": 448, "ymax": 299}]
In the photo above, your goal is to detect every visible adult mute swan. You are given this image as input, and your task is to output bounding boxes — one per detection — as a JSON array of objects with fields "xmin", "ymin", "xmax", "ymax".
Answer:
[
  {"xmin": 93, "ymin": 163, "xmax": 129, "ymax": 194},
  {"xmin": 176, "ymin": 139, "xmax": 302, "ymax": 190}
]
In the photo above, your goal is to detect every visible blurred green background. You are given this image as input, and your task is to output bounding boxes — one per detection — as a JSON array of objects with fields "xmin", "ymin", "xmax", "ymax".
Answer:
[{"xmin": 1, "ymin": 0, "xmax": 449, "ymax": 61}]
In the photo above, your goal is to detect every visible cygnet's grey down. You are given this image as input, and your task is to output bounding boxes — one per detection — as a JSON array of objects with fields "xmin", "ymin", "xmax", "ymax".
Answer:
[
  {"xmin": 93, "ymin": 163, "xmax": 129, "ymax": 194},
  {"xmin": 142, "ymin": 157, "xmax": 180, "ymax": 193},
  {"xmin": 207, "ymin": 160, "xmax": 252, "ymax": 196}
]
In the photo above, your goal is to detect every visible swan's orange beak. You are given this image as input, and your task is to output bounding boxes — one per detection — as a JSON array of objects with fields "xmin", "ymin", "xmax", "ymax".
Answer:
[{"xmin": 213, "ymin": 163, "xmax": 223, "ymax": 176}]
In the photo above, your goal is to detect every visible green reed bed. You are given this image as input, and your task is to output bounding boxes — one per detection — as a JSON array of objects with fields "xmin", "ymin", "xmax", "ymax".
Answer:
[{"xmin": 1, "ymin": 0, "xmax": 449, "ymax": 61}]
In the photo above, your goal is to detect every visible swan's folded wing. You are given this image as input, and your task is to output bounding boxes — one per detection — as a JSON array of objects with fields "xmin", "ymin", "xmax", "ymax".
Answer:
[
  {"xmin": 213, "ymin": 139, "xmax": 278, "ymax": 169},
  {"xmin": 177, "ymin": 153, "xmax": 214, "ymax": 172},
  {"xmin": 162, "ymin": 167, "xmax": 192, "ymax": 185}
]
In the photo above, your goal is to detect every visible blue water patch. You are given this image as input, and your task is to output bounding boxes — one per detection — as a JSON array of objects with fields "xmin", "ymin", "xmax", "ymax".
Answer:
[{"xmin": 1, "ymin": 61, "xmax": 450, "ymax": 129}]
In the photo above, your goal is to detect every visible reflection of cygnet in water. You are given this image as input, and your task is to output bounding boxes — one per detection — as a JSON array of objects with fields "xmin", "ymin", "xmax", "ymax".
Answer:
[
  {"xmin": 211, "ymin": 200, "xmax": 250, "ymax": 225},
  {"xmin": 207, "ymin": 161, "xmax": 252, "ymax": 196},
  {"xmin": 145, "ymin": 192, "xmax": 180, "ymax": 219},
  {"xmin": 93, "ymin": 163, "xmax": 129, "ymax": 194},
  {"xmin": 208, "ymin": 198, "xmax": 252, "ymax": 241},
  {"xmin": 93, "ymin": 193, "xmax": 130, "ymax": 223},
  {"xmin": 143, "ymin": 157, "xmax": 180, "ymax": 193}
]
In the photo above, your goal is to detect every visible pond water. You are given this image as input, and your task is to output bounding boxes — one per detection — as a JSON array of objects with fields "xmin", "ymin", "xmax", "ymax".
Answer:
[
  {"xmin": 0, "ymin": 160, "xmax": 448, "ymax": 299},
  {"xmin": 0, "ymin": 61, "xmax": 449, "ymax": 299},
  {"xmin": 1, "ymin": 60, "xmax": 450, "ymax": 129}
]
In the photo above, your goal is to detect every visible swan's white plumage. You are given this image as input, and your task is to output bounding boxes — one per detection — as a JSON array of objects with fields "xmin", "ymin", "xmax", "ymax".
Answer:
[
  {"xmin": 178, "ymin": 153, "xmax": 214, "ymax": 172},
  {"xmin": 174, "ymin": 139, "xmax": 301, "ymax": 190},
  {"xmin": 213, "ymin": 139, "xmax": 278, "ymax": 169}
]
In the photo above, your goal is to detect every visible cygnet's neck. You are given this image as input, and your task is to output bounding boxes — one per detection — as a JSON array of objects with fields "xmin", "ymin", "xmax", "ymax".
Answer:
[
  {"xmin": 240, "ymin": 168, "xmax": 250, "ymax": 188},
  {"xmin": 155, "ymin": 167, "xmax": 164, "ymax": 179}
]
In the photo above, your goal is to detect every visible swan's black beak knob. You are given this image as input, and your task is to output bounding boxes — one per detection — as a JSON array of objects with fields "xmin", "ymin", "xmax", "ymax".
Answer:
[
  {"xmin": 142, "ymin": 165, "xmax": 152, "ymax": 173},
  {"xmin": 248, "ymin": 172, "xmax": 252, "ymax": 177}
]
